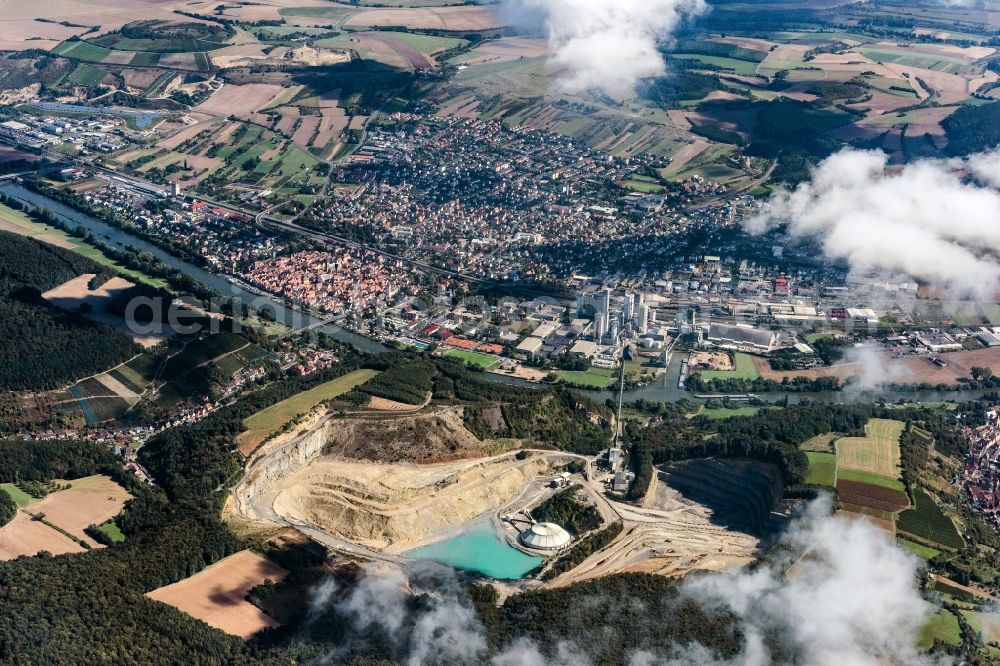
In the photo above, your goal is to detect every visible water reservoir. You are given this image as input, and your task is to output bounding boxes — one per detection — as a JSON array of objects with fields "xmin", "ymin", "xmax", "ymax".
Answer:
[{"xmin": 406, "ymin": 524, "xmax": 544, "ymax": 579}]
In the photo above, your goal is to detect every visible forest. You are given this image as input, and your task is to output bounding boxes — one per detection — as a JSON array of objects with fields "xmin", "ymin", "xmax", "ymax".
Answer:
[
  {"xmin": 0, "ymin": 230, "xmax": 139, "ymax": 391},
  {"xmin": 530, "ymin": 485, "xmax": 602, "ymax": 535},
  {"xmin": 0, "ymin": 343, "xmax": 991, "ymax": 662},
  {"xmin": 942, "ymin": 101, "xmax": 1000, "ymax": 157},
  {"xmin": 625, "ymin": 402, "xmax": 881, "ymax": 500}
]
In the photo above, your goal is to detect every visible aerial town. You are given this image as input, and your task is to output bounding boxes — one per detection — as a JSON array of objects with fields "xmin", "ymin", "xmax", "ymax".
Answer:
[{"xmin": 5, "ymin": 0, "xmax": 1000, "ymax": 663}]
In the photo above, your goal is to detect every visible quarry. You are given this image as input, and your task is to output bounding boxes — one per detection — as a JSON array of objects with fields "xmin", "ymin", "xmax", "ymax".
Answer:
[{"xmin": 228, "ymin": 403, "xmax": 768, "ymax": 584}]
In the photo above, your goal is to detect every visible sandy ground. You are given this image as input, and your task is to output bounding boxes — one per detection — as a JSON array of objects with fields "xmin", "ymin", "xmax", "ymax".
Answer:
[
  {"xmin": 147, "ymin": 550, "xmax": 288, "ymax": 639},
  {"xmin": 270, "ymin": 453, "xmax": 556, "ymax": 553},
  {"xmin": 194, "ymin": 83, "xmax": 290, "ymax": 118},
  {"xmin": 367, "ymin": 396, "xmax": 424, "ymax": 411},
  {"xmin": 42, "ymin": 274, "xmax": 166, "ymax": 347},
  {"xmin": 689, "ymin": 351, "xmax": 734, "ymax": 372},
  {"xmin": 42, "ymin": 273, "xmax": 134, "ymax": 310},
  {"xmin": 0, "ymin": 475, "xmax": 130, "ymax": 559},
  {"xmin": 344, "ymin": 5, "xmax": 503, "ymax": 31},
  {"xmin": 752, "ymin": 346, "xmax": 1000, "ymax": 385},
  {"xmin": 212, "ymin": 45, "xmax": 349, "ymax": 69},
  {"xmin": 550, "ymin": 472, "xmax": 758, "ymax": 586},
  {"xmin": 489, "ymin": 365, "xmax": 550, "ymax": 382},
  {"xmin": 0, "ymin": 512, "xmax": 84, "ymax": 559}
]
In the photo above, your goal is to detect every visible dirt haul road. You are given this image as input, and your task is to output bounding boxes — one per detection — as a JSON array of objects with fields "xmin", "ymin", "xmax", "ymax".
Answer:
[
  {"xmin": 228, "ymin": 409, "xmax": 580, "ymax": 556},
  {"xmin": 229, "ymin": 408, "xmax": 760, "ymax": 584}
]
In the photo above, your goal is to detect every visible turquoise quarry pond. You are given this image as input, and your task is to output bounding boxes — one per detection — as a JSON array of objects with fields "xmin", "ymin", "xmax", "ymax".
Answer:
[{"xmin": 406, "ymin": 524, "xmax": 543, "ymax": 579}]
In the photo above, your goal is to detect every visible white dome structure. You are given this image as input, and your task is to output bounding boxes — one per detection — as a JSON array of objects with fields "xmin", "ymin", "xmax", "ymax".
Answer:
[{"xmin": 520, "ymin": 522, "xmax": 571, "ymax": 551}]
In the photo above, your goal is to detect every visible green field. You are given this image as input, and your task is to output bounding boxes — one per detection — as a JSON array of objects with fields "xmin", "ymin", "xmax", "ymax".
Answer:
[
  {"xmin": 698, "ymin": 353, "xmax": 760, "ymax": 381},
  {"xmin": 855, "ymin": 47, "xmax": 970, "ymax": 74},
  {"xmin": 53, "ymin": 40, "xmax": 113, "ymax": 63},
  {"xmin": 799, "ymin": 432, "xmax": 838, "ymax": 453},
  {"xmin": 672, "ymin": 53, "xmax": 761, "ymax": 76},
  {"xmin": 279, "ymin": 6, "xmax": 359, "ymax": 19},
  {"xmin": 375, "ymin": 31, "xmax": 468, "ymax": 55},
  {"xmin": 920, "ymin": 608, "xmax": 962, "ymax": 649},
  {"xmin": 897, "ymin": 488, "xmax": 964, "ymax": 550},
  {"xmin": 68, "ymin": 63, "xmax": 106, "ymax": 87},
  {"xmin": 129, "ymin": 52, "xmax": 161, "ymax": 67},
  {"xmin": 1, "ymin": 483, "xmax": 34, "ymax": 508},
  {"xmin": 556, "ymin": 367, "xmax": 616, "ymax": 389},
  {"xmin": 237, "ymin": 369, "xmax": 380, "ymax": 452},
  {"xmin": 0, "ymin": 203, "xmax": 168, "ymax": 288},
  {"xmin": 805, "ymin": 451, "xmax": 837, "ymax": 487},
  {"xmin": 899, "ymin": 538, "xmax": 940, "ymax": 560},
  {"xmin": 622, "ymin": 177, "xmax": 665, "ymax": 193},
  {"xmin": 97, "ymin": 521, "xmax": 125, "ymax": 543},
  {"xmin": 441, "ymin": 348, "xmax": 500, "ymax": 369},
  {"xmin": 981, "ymin": 304, "xmax": 1000, "ymax": 326},
  {"xmin": 837, "ymin": 468, "xmax": 907, "ymax": 492},
  {"xmin": 698, "ymin": 406, "xmax": 762, "ymax": 420}
]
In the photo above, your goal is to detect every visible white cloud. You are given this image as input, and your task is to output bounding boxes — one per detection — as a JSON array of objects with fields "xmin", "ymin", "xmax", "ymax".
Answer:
[
  {"xmin": 503, "ymin": 0, "xmax": 708, "ymax": 97},
  {"xmin": 841, "ymin": 344, "xmax": 914, "ymax": 392},
  {"xmin": 746, "ymin": 148, "xmax": 1000, "ymax": 299},
  {"xmin": 677, "ymin": 497, "xmax": 941, "ymax": 666},
  {"xmin": 308, "ymin": 500, "xmax": 946, "ymax": 665}
]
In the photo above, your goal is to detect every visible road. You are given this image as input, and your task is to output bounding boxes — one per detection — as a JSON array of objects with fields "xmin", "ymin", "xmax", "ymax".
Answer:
[{"xmin": 8, "ymin": 136, "xmax": 501, "ymax": 288}]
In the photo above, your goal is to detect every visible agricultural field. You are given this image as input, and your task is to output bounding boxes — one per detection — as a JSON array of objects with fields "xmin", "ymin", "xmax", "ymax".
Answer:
[
  {"xmin": 236, "ymin": 368, "xmax": 380, "ymax": 456},
  {"xmin": 799, "ymin": 432, "xmax": 838, "ymax": 453},
  {"xmin": 836, "ymin": 418, "xmax": 904, "ymax": 479},
  {"xmin": 441, "ymin": 349, "xmax": 500, "ymax": 370},
  {"xmin": 805, "ymin": 451, "xmax": 837, "ymax": 487},
  {"xmin": 146, "ymin": 550, "xmax": 288, "ymax": 639},
  {"xmin": 897, "ymin": 488, "xmax": 964, "ymax": 550},
  {"xmin": 836, "ymin": 479, "xmax": 910, "ymax": 513},
  {"xmin": 159, "ymin": 333, "xmax": 256, "ymax": 382},
  {"xmin": 0, "ymin": 475, "xmax": 130, "ymax": 560},
  {"xmin": 899, "ymin": 538, "xmax": 941, "ymax": 560},
  {"xmin": 920, "ymin": 608, "xmax": 963, "ymax": 649}
]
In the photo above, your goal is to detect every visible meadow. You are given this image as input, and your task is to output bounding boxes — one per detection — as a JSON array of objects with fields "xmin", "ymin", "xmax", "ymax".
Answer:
[
  {"xmin": 697, "ymin": 353, "xmax": 760, "ymax": 381},
  {"xmin": 805, "ymin": 451, "xmax": 837, "ymax": 487},
  {"xmin": 698, "ymin": 405, "xmax": 762, "ymax": 420},
  {"xmin": 441, "ymin": 349, "xmax": 500, "ymax": 370},
  {"xmin": 835, "ymin": 418, "xmax": 904, "ymax": 479},
  {"xmin": 556, "ymin": 367, "xmax": 616, "ymax": 389},
  {"xmin": 236, "ymin": 368, "xmax": 380, "ymax": 455}
]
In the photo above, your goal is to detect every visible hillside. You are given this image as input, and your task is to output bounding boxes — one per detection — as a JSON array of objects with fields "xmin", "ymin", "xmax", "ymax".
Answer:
[{"xmin": 0, "ymin": 231, "xmax": 139, "ymax": 391}]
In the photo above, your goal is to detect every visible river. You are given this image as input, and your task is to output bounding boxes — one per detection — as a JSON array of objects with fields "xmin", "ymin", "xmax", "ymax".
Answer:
[
  {"xmin": 487, "ymin": 346, "xmax": 992, "ymax": 406},
  {"xmin": 5, "ymin": 183, "xmax": 989, "ymax": 406},
  {"xmin": 0, "ymin": 182, "xmax": 385, "ymax": 353}
]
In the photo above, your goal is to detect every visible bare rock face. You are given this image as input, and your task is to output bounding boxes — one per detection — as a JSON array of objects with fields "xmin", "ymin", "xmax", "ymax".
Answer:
[{"xmin": 231, "ymin": 409, "xmax": 553, "ymax": 553}]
